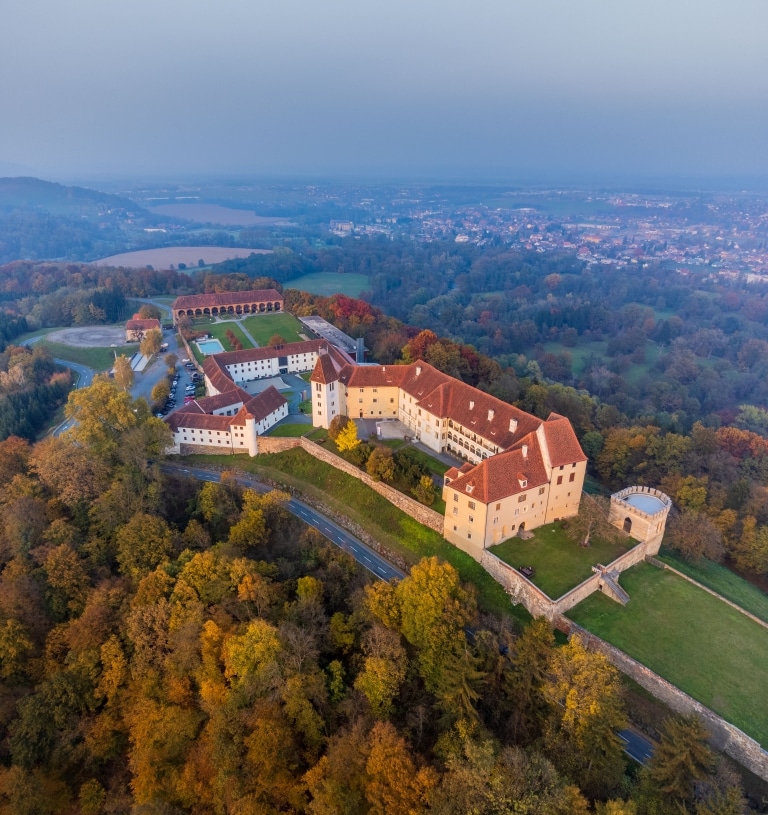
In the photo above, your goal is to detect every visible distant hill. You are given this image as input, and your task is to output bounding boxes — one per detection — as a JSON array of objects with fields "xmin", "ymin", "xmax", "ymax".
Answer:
[{"xmin": 0, "ymin": 176, "xmax": 147, "ymax": 217}]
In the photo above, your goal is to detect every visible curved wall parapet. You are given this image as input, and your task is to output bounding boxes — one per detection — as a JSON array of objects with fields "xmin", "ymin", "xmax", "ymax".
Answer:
[{"xmin": 609, "ymin": 486, "xmax": 671, "ymax": 549}]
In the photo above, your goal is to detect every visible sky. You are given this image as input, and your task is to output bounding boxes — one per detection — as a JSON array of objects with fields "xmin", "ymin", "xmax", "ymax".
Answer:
[{"xmin": 2, "ymin": 0, "xmax": 768, "ymax": 184}]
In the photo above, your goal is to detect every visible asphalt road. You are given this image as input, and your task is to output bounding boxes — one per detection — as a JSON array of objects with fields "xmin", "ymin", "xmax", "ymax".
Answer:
[
  {"xmin": 618, "ymin": 728, "xmax": 655, "ymax": 765},
  {"xmin": 52, "ymin": 358, "xmax": 94, "ymax": 436},
  {"xmin": 160, "ymin": 462, "xmax": 404, "ymax": 582}
]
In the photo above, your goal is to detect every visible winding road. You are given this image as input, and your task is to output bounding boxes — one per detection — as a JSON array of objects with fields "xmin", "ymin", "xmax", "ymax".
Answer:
[{"xmin": 160, "ymin": 462, "xmax": 404, "ymax": 582}]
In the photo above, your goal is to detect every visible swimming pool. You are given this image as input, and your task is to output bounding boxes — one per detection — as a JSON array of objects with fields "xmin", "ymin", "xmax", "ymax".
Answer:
[{"xmin": 196, "ymin": 338, "xmax": 225, "ymax": 355}]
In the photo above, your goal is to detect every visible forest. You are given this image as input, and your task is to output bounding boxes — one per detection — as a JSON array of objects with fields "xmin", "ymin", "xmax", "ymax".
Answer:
[{"xmin": 0, "ymin": 377, "xmax": 752, "ymax": 814}]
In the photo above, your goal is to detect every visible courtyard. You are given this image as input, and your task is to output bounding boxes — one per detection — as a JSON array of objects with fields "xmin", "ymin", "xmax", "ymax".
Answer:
[{"xmin": 489, "ymin": 522, "xmax": 636, "ymax": 599}]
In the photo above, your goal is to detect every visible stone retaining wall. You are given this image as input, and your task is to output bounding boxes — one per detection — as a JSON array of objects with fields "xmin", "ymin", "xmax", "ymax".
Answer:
[
  {"xmin": 298, "ymin": 437, "xmax": 444, "ymax": 533},
  {"xmin": 480, "ymin": 551, "xmax": 557, "ymax": 618},
  {"xmin": 178, "ymin": 443, "xmax": 248, "ymax": 457},
  {"xmin": 564, "ymin": 622, "xmax": 768, "ymax": 781},
  {"xmin": 257, "ymin": 436, "xmax": 302, "ymax": 455}
]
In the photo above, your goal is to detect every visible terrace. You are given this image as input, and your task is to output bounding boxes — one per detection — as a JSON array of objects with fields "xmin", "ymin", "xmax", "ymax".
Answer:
[{"xmin": 488, "ymin": 522, "xmax": 636, "ymax": 599}]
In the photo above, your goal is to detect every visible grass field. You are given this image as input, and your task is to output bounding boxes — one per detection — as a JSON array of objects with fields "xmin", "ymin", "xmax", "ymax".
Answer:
[
  {"xmin": 658, "ymin": 549, "xmax": 768, "ymax": 624},
  {"xmin": 38, "ymin": 341, "xmax": 138, "ymax": 371},
  {"xmin": 489, "ymin": 523, "xmax": 635, "ymax": 599},
  {"xmin": 265, "ymin": 423, "xmax": 312, "ymax": 437},
  {"xmin": 241, "ymin": 313, "xmax": 306, "ymax": 345},
  {"xmin": 569, "ymin": 563, "xmax": 768, "ymax": 747},
  {"xmin": 183, "ymin": 449, "xmax": 526, "ymax": 624},
  {"xmin": 286, "ymin": 272, "xmax": 370, "ymax": 298},
  {"xmin": 201, "ymin": 321, "xmax": 254, "ymax": 352},
  {"xmin": 542, "ymin": 339, "xmax": 661, "ymax": 385}
]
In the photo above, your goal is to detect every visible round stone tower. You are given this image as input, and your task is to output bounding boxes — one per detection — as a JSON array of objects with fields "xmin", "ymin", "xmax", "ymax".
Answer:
[{"xmin": 608, "ymin": 486, "xmax": 672, "ymax": 555}]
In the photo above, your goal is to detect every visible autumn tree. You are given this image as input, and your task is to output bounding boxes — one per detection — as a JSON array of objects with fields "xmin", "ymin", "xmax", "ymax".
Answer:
[
  {"xmin": 115, "ymin": 512, "xmax": 173, "ymax": 581},
  {"xmin": 666, "ymin": 510, "xmax": 724, "ymax": 564},
  {"xmin": 366, "ymin": 445, "xmax": 395, "ymax": 482},
  {"xmin": 151, "ymin": 379, "xmax": 170, "ymax": 405},
  {"xmin": 137, "ymin": 304, "xmax": 162, "ymax": 321},
  {"xmin": 113, "ymin": 354, "xmax": 134, "ymax": 391},
  {"xmin": 414, "ymin": 474, "xmax": 436, "ymax": 506},
  {"xmin": 542, "ymin": 634, "xmax": 627, "ymax": 797},
  {"xmin": 336, "ymin": 420, "xmax": 360, "ymax": 452},
  {"xmin": 29, "ymin": 435, "xmax": 111, "ymax": 509},
  {"xmin": 365, "ymin": 721, "xmax": 437, "ymax": 815},
  {"xmin": 328, "ymin": 414, "xmax": 350, "ymax": 442},
  {"xmin": 164, "ymin": 352, "xmax": 178, "ymax": 371},
  {"xmin": 354, "ymin": 625, "xmax": 407, "ymax": 719},
  {"xmin": 564, "ymin": 493, "xmax": 623, "ymax": 547},
  {"xmin": 140, "ymin": 327, "xmax": 163, "ymax": 358},
  {"xmin": 268, "ymin": 333, "xmax": 288, "ymax": 347}
]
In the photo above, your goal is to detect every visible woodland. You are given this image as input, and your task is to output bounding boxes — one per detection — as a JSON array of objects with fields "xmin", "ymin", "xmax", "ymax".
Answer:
[{"xmin": 0, "ymin": 377, "xmax": 752, "ymax": 814}]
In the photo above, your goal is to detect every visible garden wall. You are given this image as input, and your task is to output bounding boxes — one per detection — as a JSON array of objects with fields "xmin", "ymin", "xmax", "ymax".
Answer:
[
  {"xmin": 564, "ymin": 622, "xmax": 768, "ymax": 781},
  {"xmin": 257, "ymin": 437, "xmax": 302, "ymax": 455},
  {"xmin": 298, "ymin": 437, "xmax": 444, "ymax": 533}
]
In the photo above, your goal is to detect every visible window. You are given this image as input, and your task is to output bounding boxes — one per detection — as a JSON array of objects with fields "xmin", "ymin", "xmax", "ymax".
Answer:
[
  {"xmin": 559, "ymin": 465, "xmax": 564, "ymax": 471},
  {"xmin": 453, "ymin": 494, "xmax": 458, "ymax": 502},
  {"xmin": 467, "ymin": 532, "xmax": 471, "ymax": 540},
  {"xmin": 390, "ymin": 398, "xmax": 394, "ymax": 403},
  {"xmin": 518, "ymin": 494, "xmax": 527, "ymax": 503},
  {"xmin": 496, "ymin": 503, "xmax": 501, "ymax": 511},
  {"xmin": 569, "ymin": 473, "xmax": 575, "ymax": 482},
  {"xmin": 515, "ymin": 509, "xmax": 519, "ymax": 516},
  {"xmin": 468, "ymin": 501, "xmax": 476, "ymax": 510},
  {"xmin": 373, "ymin": 388, "xmax": 378, "ymax": 393},
  {"xmin": 538, "ymin": 487, "xmax": 545, "ymax": 495},
  {"xmin": 493, "ymin": 517, "xmax": 498, "ymax": 525},
  {"xmin": 557, "ymin": 476, "xmax": 563, "ymax": 485},
  {"xmin": 468, "ymin": 516, "xmax": 474, "ymax": 523},
  {"xmin": 453, "ymin": 507, "xmax": 458, "ymax": 515}
]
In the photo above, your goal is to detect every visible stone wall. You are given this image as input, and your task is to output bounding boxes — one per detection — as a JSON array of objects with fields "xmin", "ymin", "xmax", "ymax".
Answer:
[
  {"xmin": 257, "ymin": 436, "xmax": 302, "ymax": 455},
  {"xmin": 178, "ymin": 443, "xmax": 248, "ymax": 457},
  {"xmin": 480, "ymin": 551, "xmax": 557, "ymax": 619},
  {"xmin": 564, "ymin": 622, "xmax": 768, "ymax": 781},
  {"xmin": 298, "ymin": 437, "xmax": 444, "ymax": 533}
]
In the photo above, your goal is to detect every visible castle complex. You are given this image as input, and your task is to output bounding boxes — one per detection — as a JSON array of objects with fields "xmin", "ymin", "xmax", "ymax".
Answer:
[{"xmin": 309, "ymin": 351, "xmax": 587, "ymax": 555}]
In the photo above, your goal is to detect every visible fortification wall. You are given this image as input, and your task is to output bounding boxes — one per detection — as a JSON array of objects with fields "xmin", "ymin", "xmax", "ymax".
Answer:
[
  {"xmin": 257, "ymin": 436, "xmax": 302, "ymax": 455},
  {"xmin": 564, "ymin": 623, "xmax": 768, "ymax": 781},
  {"xmin": 298, "ymin": 437, "xmax": 444, "ymax": 533}
]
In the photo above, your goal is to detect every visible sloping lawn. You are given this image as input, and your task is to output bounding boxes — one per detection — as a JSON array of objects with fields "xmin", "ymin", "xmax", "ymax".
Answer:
[
  {"xmin": 569, "ymin": 563, "xmax": 768, "ymax": 748},
  {"xmin": 265, "ymin": 423, "xmax": 312, "ymax": 437},
  {"xmin": 489, "ymin": 523, "xmax": 635, "ymax": 599},
  {"xmin": 182, "ymin": 449, "xmax": 526, "ymax": 624},
  {"xmin": 39, "ymin": 341, "xmax": 138, "ymax": 372},
  {"xmin": 241, "ymin": 313, "xmax": 305, "ymax": 345},
  {"xmin": 658, "ymin": 549, "xmax": 768, "ymax": 624}
]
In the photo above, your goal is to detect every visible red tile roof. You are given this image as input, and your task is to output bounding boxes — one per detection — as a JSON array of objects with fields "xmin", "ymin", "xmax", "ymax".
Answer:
[
  {"xmin": 126, "ymin": 317, "xmax": 161, "ymax": 331},
  {"xmin": 312, "ymin": 353, "xmax": 339, "ymax": 385},
  {"xmin": 172, "ymin": 289, "xmax": 283, "ymax": 311},
  {"xmin": 542, "ymin": 413, "xmax": 587, "ymax": 466}
]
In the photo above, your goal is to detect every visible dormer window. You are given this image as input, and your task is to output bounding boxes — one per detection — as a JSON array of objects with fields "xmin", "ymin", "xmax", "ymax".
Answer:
[{"xmin": 466, "ymin": 485, "xmax": 474, "ymax": 494}]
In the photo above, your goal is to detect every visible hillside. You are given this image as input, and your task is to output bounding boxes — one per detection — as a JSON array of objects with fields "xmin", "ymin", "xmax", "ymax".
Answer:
[{"xmin": 0, "ymin": 176, "xmax": 146, "ymax": 217}]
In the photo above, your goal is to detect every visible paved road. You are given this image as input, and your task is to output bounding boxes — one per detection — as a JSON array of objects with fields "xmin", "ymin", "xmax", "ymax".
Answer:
[
  {"xmin": 618, "ymin": 728, "xmax": 655, "ymax": 765},
  {"xmin": 52, "ymin": 358, "xmax": 95, "ymax": 436},
  {"xmin": 160, "ymin": 462, "xmax": 404, "ymax": 582}
]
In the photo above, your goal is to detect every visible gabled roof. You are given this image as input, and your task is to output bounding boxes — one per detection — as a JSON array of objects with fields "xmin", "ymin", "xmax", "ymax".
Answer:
[
  {"xmin": 542, "ymin": 413, "xmax": 587, "ymax": 466},
  {"xmin": 173, "ymin": 289, "xmax": 283, "ymax": 310},
  {"xmin": 311, "ymin": 353, "xmax": 340, "ymax": 385},
  {"xmin": 126, "ymin": 316, "xmax": 161, "ymax": 331}
]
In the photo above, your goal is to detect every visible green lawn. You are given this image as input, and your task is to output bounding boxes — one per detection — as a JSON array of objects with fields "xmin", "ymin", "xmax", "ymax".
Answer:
[
  {"xmin": 569, "ymin": 563, "xmax": 768, "ymax": 748},
  {"xmin": 200, "ymin": 321, "xmax": 254, "ymax": 351},
  {"xmin": 286, "ymin": 272, "xmax": 370, "ymax": 298},
  {"xmin": 241, "ymin": 313, "xmax": 306, "ymax": 345},
  {"xmin": 182, "ymin": 449, "xmax": 526, "ymax": 625},
  {"xmin": 265, "ymin": 423, "xmax": 312, "ymax": 437},
  {"xmin": 489, "ymin": 522, "xmax": 635, "ymax": 599},
  {"xmin": 658, "ymin": 548, "xmax": 768, "ymax": 624},
  {"xmin": 38, "ymin": 341, "xmax": 138, "ymax": 372}
]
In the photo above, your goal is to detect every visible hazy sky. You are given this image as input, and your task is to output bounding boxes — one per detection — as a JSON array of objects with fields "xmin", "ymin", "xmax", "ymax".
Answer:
[{"xmin": 2, "ymin": 0, "xmax": 768, "ymax": 183}]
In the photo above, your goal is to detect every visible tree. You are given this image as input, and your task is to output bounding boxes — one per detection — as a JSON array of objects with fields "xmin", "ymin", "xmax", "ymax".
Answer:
[
  {"xmin": 140, "ymin": 327, "xmax": 163, "ymax": 358},
  {"xmin": 564, "ymin": 494, "xmax": 623, "ymax": 548},
  {"xmin": 336, "ymin": 420, "xmax": 360, "ymax": 452},
  {"xmin": 414, "ymin": 474, "xmax": 436, "ymax": 506},
  {"xmin": 137, "ymin": 304, "xmax": 162, "ymax": 321},
  {"xmin": 354, "ymin": 625, "xmax": 407, "ymax": 719},
  {"xmin": 365, "ymin": 721, "xmax": 437, "ymax": 815},
  {"xmin": 542, "ymin": 635, "xmax": 626, "ymax": 797},
  {"xmin": 29, "ymin": 435, "xmax": 111, "ymax": 508},
  {"xmin": 328, "ymin": 414, "xmax": 350, "ymax": 442},
  {"xmin": 644, "ymin": 714, "xmax": 714, "ymax": 809},
  {"xmin": 268, "ymin": 334, "xmax": 287, "ymax": 347},
  {"xmin": 366, "ymin": 445, "xmax": 395, "ymax": 481},
  {"xmin": 113, "ymin": 354, "xmax": 134, "ymax": 391},
  {"xmin": 151, "ymin": 379, "xmax": 170, "ymax": 406},
  {"xmin": 666, "ymin": 510, "xmax": 724, "ymax": 564},
  {"xmin": 115, "ymin": 512, "xmax": 173, "ymax": 581},
  {"xmin": 164, "ymin": 352, "xmax": 178, "ymax": 371}
]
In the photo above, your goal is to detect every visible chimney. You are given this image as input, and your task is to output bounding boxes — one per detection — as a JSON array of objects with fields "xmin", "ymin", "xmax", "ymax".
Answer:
[
  {"xmin": 522, "ymin": 444, "xmax": 528, "ymax": 459},
  {"xmin": 415, "ymin": 366, "xmax": 422, "ymax": 376},
  {"xmin": 509, "ymin": 418, "xmax": 518, "ymax": 433},
  {"xmin": 469, "ymin": 401, "xmax": 475, "ymax": 410},
  {"xmin": 488, "ymin": 409, "xmax": 494, "ymax": 421}
]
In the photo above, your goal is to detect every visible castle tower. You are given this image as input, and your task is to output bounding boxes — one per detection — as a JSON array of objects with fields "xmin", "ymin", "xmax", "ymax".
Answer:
[
  {"xmin": 608, "ymin": 486, "xmax": 672, "ymax": 555},
  {"xmin": 244, "ymin": 411, "xmax": 258, "ymax": 457},
  {"xmin": 309, "ymin": 352, "xmax": 341, "ymax": 429}
]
